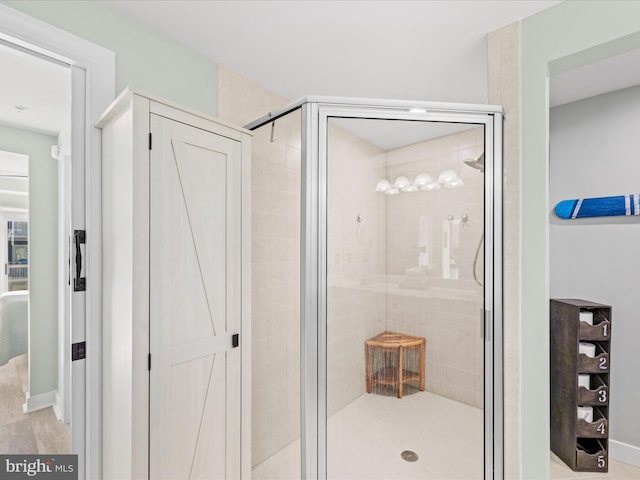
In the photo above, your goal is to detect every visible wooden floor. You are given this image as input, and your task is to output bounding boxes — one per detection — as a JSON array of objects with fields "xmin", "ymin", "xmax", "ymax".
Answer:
[{"xmin": 0, "ymin": 354, "xmax": 70, "ymax": 454}]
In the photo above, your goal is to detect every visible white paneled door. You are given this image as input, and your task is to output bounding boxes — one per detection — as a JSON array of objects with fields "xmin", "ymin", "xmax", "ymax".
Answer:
[{"xmin": 149, "ymin": 114, "xmax": 242, "ymax": 479}]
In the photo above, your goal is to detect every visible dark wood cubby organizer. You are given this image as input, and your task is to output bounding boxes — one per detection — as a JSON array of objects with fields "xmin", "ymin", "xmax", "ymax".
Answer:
[{"xmin": 550, "ymin": 299, "xmax": 611, "ymax": 472}]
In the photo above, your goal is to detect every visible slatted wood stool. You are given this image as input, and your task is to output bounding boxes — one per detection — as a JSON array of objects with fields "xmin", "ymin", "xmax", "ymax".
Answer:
[{"xmin": 365, "ymin": 331, "xmax": 426, "ymax": 398}]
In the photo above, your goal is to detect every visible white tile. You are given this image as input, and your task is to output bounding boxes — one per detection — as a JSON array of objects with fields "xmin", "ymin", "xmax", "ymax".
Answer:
[{"xmin": 253, "ymin": 391, "xmax": 484, "ymax": 479}]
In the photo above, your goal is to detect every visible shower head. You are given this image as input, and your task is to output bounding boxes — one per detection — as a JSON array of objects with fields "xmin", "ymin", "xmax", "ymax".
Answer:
[{"xmin": 463, "ymin": 152, "xmax": 485, "ymax": 172}]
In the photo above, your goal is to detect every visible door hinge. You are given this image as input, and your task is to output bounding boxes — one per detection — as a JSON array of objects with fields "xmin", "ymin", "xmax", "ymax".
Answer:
[
  {"xmin": 72, "ymin": 341, "xmax": 86, "ymax": 361},
  {"xmin": 148, "ymin": 353, "xmax": 152, "ymax": 371},
  {"xmin": 232, "ymin": 334, "xmax": 239, "ymax": 348},
  {"xmin": 149, "ymin": 132, "xmax": 152, "ymax": 150},
  {"xmin": 73, "ymin": 230, "xmax": 86, "ymax": 292}
]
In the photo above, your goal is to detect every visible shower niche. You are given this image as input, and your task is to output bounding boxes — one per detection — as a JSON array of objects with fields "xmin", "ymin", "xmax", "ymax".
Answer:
[{"xmin": 246, "ymin": 97, "xmax": 503, "ymax": 480}]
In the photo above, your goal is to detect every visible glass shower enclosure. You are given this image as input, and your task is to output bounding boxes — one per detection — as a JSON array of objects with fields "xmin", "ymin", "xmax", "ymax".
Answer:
[{"xmin": 246, "ymin": 97, "xmax": 503, "ymax": 479}]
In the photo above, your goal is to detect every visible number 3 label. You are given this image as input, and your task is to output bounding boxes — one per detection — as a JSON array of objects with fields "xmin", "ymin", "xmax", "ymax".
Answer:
[{"xmin": 598, "ymin": 389, "xmax": 607, "ymax": 403}]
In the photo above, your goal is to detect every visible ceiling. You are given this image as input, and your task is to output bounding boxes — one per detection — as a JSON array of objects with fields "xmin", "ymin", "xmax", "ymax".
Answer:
[
  {"xmin": 101, "ymin": 0, "xmax": 561, "ymax": 149},
  {"xmin": 0, "ymin": 41, "xmax": 70, "ymax": 137},
  {"xmin": 102, "ymin": 0, "xmax": 561, "ymax": 104},
  {"xmin": 3, "ymin": 0, "xmax": 640, "ymax": 148},
  {"xmin": 550, "ymin": 46, "xmax": 640, "ymax": 107}
]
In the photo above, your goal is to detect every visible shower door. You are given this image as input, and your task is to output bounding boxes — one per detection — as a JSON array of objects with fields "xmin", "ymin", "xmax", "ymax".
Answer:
[{"xmin": 307, "ymin": 100, "xmax": 502, "ymax": 480}]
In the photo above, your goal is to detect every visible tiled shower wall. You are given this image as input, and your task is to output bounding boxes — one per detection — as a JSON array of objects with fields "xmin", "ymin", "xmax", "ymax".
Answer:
[
  {"xmin": 250, "ymin": 112, "xmax": 302, "ymax": 466},
  {"xmin": 384, "ymin": 128, "xmax": 485, "ymax": 408},
  {"xmin": 327, "ymin": 125, "xmax": 484, "ymax": 411},
  {"xmin": 218, "ymin": 65, "xmax": 301, "ymax": 467},
  {"xmin": 488, "ymin": 21, "xmax": 521, "ymax": 479},
  {"xmin": 326, "ymin": 122, "xmax": 388, "ymax": 416}
]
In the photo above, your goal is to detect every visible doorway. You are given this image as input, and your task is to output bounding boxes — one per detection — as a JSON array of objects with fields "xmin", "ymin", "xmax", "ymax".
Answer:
[
  {"xmin": 549, "ymin": 47, "xmax": 640, "ymax": 476},
  {"xmin": 0, "ymin": 39, "xmax": 71, "ymax": 455},
  {"xmin": 0, "ymin": 4, "xmax": 114, "ymax": 478}
]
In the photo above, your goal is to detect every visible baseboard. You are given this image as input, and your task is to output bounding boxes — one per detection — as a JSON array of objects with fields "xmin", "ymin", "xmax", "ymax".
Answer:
[
  {"xmin": 22, "ymin": 390, "xmax": 57, "ymax": 414},
  {"xmin": 610, "ymin": 439, "xmax": 640, "ymax": 468},
  {"xmin": 53, "ymin": 391, "xmax": 66, "ymax": 422}
]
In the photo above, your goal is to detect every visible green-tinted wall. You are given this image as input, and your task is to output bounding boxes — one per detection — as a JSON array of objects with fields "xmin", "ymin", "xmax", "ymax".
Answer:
[
  {"xmin": 2, "ymin": 0, "xmax": 218, "ymax": 116},
  {"xmin": 0, "ymin": 0, "xmax": 222, "ymax": 398},
  {"xmin": 0, "ymin": 175, "xmax": 28, "ymax": 210},
  {"xmin": 0, "ymin": 124, "xmax": 58, "ymax": 396},
  {"xmin": 521, "ymin": 1, "xmax": 640, "ymax": 478}
]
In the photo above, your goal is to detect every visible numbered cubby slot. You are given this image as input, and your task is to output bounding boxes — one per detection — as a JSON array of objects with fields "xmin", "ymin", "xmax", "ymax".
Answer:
[
  {"xmin": 578, "ymin": 343, "xmax": 610, "ymax": 373},
  {"xmin": 579, "ymin": 315, "xmax": 611, "ymax": 341},
  {"xmin": 578, "ymin": 374, "xmax": 609, "ymax": 405},
  {"xmin": 576, "ymin": 438, "xmax": 608, "ymax": 472},
  {"xmin": 576, "ymin": 406, "xmax": 608, "ymax": 438},
  {"xmin": 593, "ymin": 309, "xmax": 610, "ymax": 324},
  {"xmin": 580, "ymin": 308, "xmax": 610, "ymax": 324}
]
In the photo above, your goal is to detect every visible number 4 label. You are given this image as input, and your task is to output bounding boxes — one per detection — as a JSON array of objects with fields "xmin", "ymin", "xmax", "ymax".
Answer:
[{"xmin": 597, "ymin": 422, "xmax": 606, "ymax": 435}]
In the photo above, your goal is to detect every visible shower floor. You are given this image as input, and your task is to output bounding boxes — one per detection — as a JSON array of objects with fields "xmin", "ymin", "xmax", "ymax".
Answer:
[{"xmin": 252, "ymin": 389, "xmax": 483, "ymax": 479}]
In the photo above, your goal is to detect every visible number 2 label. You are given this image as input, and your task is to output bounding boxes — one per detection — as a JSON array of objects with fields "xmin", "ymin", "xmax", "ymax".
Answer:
[{"xmin": 599, "ymin": 357, "xmax": 607, "ymax": 370}]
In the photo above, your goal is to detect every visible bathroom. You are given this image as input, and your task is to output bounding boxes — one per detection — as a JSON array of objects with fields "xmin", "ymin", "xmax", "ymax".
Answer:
[
  {"xmin": 235, "ymin": 87, "xmax": 491, "ymax": 478},
  {"xmin": 5, "ymin": 2, "xmax": 640, "ymax": 479}
]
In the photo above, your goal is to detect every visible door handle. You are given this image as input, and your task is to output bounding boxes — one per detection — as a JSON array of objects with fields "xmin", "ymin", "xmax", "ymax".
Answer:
[{"xmin": 74, "ymin": 230, "xmax": 86, "ymax": 292}]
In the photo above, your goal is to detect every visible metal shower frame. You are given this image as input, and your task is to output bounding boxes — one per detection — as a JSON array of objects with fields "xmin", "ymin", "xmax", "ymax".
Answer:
[{"xmin": 246, "ymin": 96, "xmax": 504, "ymax": 480}]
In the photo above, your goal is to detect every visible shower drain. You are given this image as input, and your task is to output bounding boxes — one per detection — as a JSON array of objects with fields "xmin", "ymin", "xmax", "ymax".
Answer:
[{"xmin": 401, "ymin": 450, "xmax": 419, "ymax": 462}]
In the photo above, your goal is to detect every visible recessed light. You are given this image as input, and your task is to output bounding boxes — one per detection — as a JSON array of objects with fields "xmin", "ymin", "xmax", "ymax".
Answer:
[
  {"xmin": 14, "ymin": 105, "xmax": 28, "ymax": 113},
  {"xmin": 409, "ymin": 108, "xmax": 427, "ymax": 113}
]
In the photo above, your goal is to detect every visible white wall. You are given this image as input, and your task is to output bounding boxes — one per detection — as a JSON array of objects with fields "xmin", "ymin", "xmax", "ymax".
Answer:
[
  {"xmin": 0, "ymin": 124, "xmax": 58, "ymax": 400},
  {"xmin": 0, "ymin": 177, "xmax": 28, "ymax": 210},
  {"xmin": 550, "ymin": 84, "xmax": 640, "ymax": 464}
]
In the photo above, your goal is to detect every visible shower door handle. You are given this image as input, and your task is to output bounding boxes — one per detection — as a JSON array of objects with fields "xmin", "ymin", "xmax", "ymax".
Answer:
[{"xmin": 481, "ymin": 308, "xmax": 492, "ymax": 341}]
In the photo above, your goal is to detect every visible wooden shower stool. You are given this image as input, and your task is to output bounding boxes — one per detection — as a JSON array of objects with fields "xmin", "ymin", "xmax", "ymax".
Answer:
[{"xmin": 365, "ymin": 331, "xmax": 426, "ymax": 398}]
